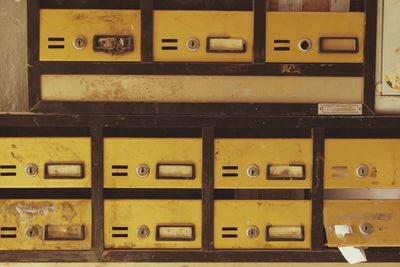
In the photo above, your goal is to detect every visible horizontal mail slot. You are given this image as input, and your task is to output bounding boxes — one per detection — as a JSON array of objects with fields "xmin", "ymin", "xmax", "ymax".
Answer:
[
  {"xmin": 44, "ymin": 163, "xmax": 84, "ymax": 179},
  {"xmin": 156, "ymin": 225, "xmax": 195, "ymax": 241},
  {"xmin": 319, "ymin": 37, "xmax": 359, "ymax": 53},
  {"xmin": 206, "ymin": 37, "xmax": 246, "ymax": 53},
  {"xmin": 156, "ymin": 164, "xmax": 195, "ymax": 180},
  {"xmin": 267, "ymin": 164, "xmax": 305, "ymax": 180},
  {"xmin": 44, "ymin": 225, "xmax": 85, "ymax": 241},
  {"xmin": 266, "ymin": 225, "xmax": 304, "ymax": 241}
]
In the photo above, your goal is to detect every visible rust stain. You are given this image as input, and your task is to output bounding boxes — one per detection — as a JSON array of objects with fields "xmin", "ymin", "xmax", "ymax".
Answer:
[
  {"xmin": 369, "ymin": 166, "xmax": 377, "ymax": 178},
  {"xmin": 339, "ymin": 212, "xmax": 392, "ymax": 221},
  {"xmin": 73, "ymin": 13, "xmax": 88, "ymax": 20},
  {"xmin": 61, "ymin": 202, "xmax": 78, "ymax": 223},
  {"xmin": 281, "ymin": 64, "xmax": 301, "ymax": 74},
  {"xmin": 396, "ymin": 47, "xmax": 400, "ymax": 53}
]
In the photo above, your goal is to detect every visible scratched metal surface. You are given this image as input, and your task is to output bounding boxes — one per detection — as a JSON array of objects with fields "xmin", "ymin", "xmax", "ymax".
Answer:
[{"xmin": 0, "ymin": 0, "xmax": 28, "ymax": 112}]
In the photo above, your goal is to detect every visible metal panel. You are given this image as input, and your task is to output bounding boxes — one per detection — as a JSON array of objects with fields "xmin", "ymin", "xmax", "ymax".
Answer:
[
  {"xmin": 325, "ymin": 139, "xmax": 400, "ymax": 188},
  {"xmin": 40, "ymin": 9, "xmax": 141, "ymax": 61},
  {"xmin": 214, "ymin": 200, "xmax": 311, "ymax": 249},
  {"xmin": 153, "ymin": 11, "xmax": 253, "ymax": 62},
  {"xmin": 0, "ymin": 138, "xmax": 91, "ymax": 188},
  {"xmin": 40, "ymin": 75, "xmax": 364, "ymax": 103},
  {"xmin": 104, "ymin": 200, "xmax": 201, "ymax": 249},
  {"xmin": 266, "ymin": 12, "xmax": 364, "ymax": 63},
  {"xmin": 214, "ymin": 139, "xmax": 312, "ymax": 189},
  {"xmin": 0, "ymin": 199, "xmax": 91, "ymax": 250},
  {"xmin": 104, "ymin": 138, "xmax": 202, "ymax": 188},
  {"xmin": 324, "ymin": 200, "xmax": 400, "ymax": 247}
]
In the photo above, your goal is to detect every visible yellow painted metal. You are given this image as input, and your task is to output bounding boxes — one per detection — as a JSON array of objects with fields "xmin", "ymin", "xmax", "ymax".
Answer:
[
  {"xmin": 104, "ymin": 200, "xmax": 202, "ymax": 249},
  {"xmin": 266, "ymin": 12, "xmax": 364, "ymax": 63},
  {"xmin": 0, "ymin": 138, "xmax": 91, "ymax": 188},
  {"xmin": 40, "ymin": 75, "xmax": 364, "ymax": 103},
  {"xmin": 104, "ymin": 138, "xmax": 202, "ymax": 188},
  {"xmin": 214, "ymin": 139, "xmax": 312, "ymax": 189},
  {"xmin": 153, "ymin": 11, "xmax": 253, "ymax": 62},
  {"xmin": 40, "ymin": 9, "xmax": 141, "ymax": 61},
  {"xmin": 325, "ymin": 139, "xmax": 400, "ymax": 188},
  {"xmin": 214, "ymin": 200, "xmax": 311, "ymax": 249},
  {"xmin": 324, "ymin": 200, "xmax": 400, "ymax": 247},
  {"xmin": 0, "ymin": 199, "xmax": 91, "ymax": 250}
]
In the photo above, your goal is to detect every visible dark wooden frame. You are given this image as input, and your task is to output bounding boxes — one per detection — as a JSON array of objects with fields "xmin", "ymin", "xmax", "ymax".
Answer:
[
  {"xmin": 0, "ymin": 113, "xmax": 399, "ymax": 262},
  {"xmin": 28, "ymin": 0, "xmax": 376, "ymax": 116}
]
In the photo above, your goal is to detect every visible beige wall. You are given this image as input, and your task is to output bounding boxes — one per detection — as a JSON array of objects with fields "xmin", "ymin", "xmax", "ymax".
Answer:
[{"xmin": 0, "ymin": 0, "xmax": 28, "ymax": 112}]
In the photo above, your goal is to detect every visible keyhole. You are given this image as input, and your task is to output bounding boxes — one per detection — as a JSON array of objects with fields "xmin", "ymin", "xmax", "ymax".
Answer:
[
  {"xmin": 246, "ymin": 165, "xmax": 260, "ymax": 178},
  {"xmin": 136, "ymin": 225, "xmax": 150, "ymax": 239},
  {"xmin": 136, "ymin": 164, "xmax": 150, "ymax": 178},
  {"xmin": 356, "ymin": 165, "xmax": 369, "ymax": 178},
  {"xmin": 25, "ymin": 226, "xmax": 39, "ymax": 238},
  {"xmin": 359, "ymin": 222, "xmax": 373, "ymax": 235},
  {"xmin": 186, "ymin": 37, "xmax": 200, "ymax": 51},
  {"xmin": 246, "ymin": 226, "xmax": 259, "ymax": 239},
  {"xmin": 73, "ymin": 36, "xmax": 87, "ymax": 50},
  {"xmin": 24, "ymin": 163, "xmax": 38, "ymax": 177}
]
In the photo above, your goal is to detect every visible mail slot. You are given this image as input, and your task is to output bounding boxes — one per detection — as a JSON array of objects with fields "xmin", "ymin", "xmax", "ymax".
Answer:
[
  {"xmin": 44, "ymin": 225, "xmax": 85, "ymax": 241},
  {"xmin": 44, "ymin": 163, "xmax": 85, "ymax": 179},
  {"xmin": 266, "ymin": 225, "xmax": 304, "ymax": 241},
  {"xmin": 156, "ymin": 225, "xmax": 195, "ymax": 241},
  {"xmin": 156, "ymin": 164, "xmax": 195, "ymax": 180},
  {"xmin": 267, "ymin": 164, "xmax": 305, "ymax": 180},
  {"xmin": 319, "ymin": 37, "xmax": 359, "ymax": 53}
]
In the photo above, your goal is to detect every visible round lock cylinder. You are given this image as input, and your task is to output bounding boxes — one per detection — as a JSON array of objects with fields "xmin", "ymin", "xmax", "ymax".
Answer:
[
  {"xmin": 73, "ymin": 36, "xmax": 87, "ymax": 50},
  {"xmin": 24, "ymin": 163, "xmax": 38, "ymax": 177},
  {"xmin": 245, "ymin": 226, "xmax": 260, "ymax": 239},
  {"xmin": 359, "ymin": 222, "xmax": 373, "ymax": 235},
  {"xmin": 246, "ymin": 165, "xmax": 260, "ymax": 178},
  {"xmin": 136, "ymin": 225, "xmax": 150, "ymax": 239},
  {"xmin": 356, "ymin": 165, "xmax": 370, "ymax": 178},
  {"xmin": 298, "ymin": 39, "xmax": 312, "ymax": 52},
  {"xmin": 186, "ymin": 37, "xmax": 200, "ymax": 52},
  {"xmin": 136, "ymin": 164, "xmax": 150, "ymax": 178},
  {"xmin": 25, "ymin": 226, "xmax": 39, "ymax": 238}
]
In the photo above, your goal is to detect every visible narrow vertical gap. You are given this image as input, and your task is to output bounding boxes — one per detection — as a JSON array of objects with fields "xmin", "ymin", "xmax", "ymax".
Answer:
[
  {"xmin": 253, "ymin": 0, "xmax": 266, "ymax": 63},
  {"xmin": 363, "ymin": 0, "xmax": 378, "ymax": 114},
  {"xmin": 27, "ymin": 0, "xmax": 42, "ymax": 110},
  {"xmin": 202, "ymin": 127, "xmax": 215, "ymax": 251},
  {"xmin": 141, "ymin": 0, "xmax": 154, "ymax": 62},
  {"xmin": 91, "ymin": 126, "xmax": 104, "ymax": 259},
  {"xmin": 311, "ymin": 128, "xmax": 325, "ymax": 251}
]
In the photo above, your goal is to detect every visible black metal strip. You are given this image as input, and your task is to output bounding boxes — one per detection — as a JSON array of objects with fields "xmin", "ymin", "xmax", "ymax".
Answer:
[
  {"xmin": 104, "ymin": 189, "xmax": 202, "ymax": 199},
  {"xmin": 311, "ymin": 128, "xmax": 325, "ymax": 251},
  {"xmin": 101, "ymin": 250, "xmax": 400, "ymax": 262},
  {"xmin": 154, "ymin": 0, "xmax": 252, "ymax": 10},
  {"xmin": 4, "ymin": 114, "xmax": 400, "ymax": 129},
  {"xmin": 253, "ymin": 0, "xmax": 266, "ymax": 63},
  {"xmin": 215, "ymin": 189, "xmax": 310, "ymax": 200},
  {"xmin": 141, "ymin": 0, "xmax": 153, "ymax": 62},
  {"xmin": 363, "ymin": 0, "xmax": 378, "ymax": 114},
  {"xmin": 0, "ymin": 189, "xmax": 91, "ymax": 199},
  {"xmin": 202, "ymin": 127, "xmax": 214, "ymax": 252},
  {"xmin": 37, "ymin": 62, "xmax": 364, "ymax": 77},
  {"xmin": 91, "ymin": 126, "xmax": 104, "ymax": 260},
  {"xmin": 39, "ymin": 0, "xmax": 140, "ymax": 9}
]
